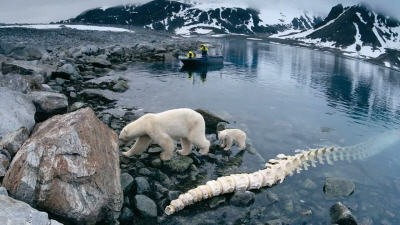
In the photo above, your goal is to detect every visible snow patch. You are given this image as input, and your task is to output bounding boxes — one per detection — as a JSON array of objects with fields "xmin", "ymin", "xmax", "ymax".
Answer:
[
  {"xmin": 100, "ymin": 6, "xmax": 111, "ymax": 11},
  {"xmin": 247, "ymin": 38, "xmax": 262, "ymax": 41},
  {"xmin": 194, "ymin": 28, "xmax": 212, "ymax": 34},
  {"xmin": 384, "ymin": 62, "xmax": 391, "ymax": 67},
  {"xmin": 356, "ymin": 12, "xmax": 367, "ymax": 24}
]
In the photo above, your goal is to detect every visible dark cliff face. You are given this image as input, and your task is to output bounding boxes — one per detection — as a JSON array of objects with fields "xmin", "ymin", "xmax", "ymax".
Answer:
[
  {"xmin": 60, "ymin": 0, "xmax": 322, "ymax": 35},
  {"xmin": 306, "ymin": 3, "xmax": 400, "ymax": 49}
]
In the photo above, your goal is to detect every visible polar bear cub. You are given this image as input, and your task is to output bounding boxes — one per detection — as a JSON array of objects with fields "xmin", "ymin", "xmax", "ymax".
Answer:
[
  {"xmin": 218, "ymin": 129, "xmax": 247, "ymax": 151},
  {"xmin": 119, "ymin": 108, "xmax": 210, "ymax": 160}
]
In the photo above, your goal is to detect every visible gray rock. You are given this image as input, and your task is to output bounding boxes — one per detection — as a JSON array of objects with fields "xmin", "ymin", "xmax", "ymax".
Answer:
[
  {"xmin": 29, "ymin": 91, "xmax": 68, "ymax": 122},
  {"xmin": 100, "ymin": 113, "xmax": 112, "ymax": 125},
  {"xmin": 119, "ymin": 207, "xmax": 135, "ymax": 222},
  {"xmin": 1, "ymin": 61, "xmax": 44, "ymax": 76},
  {"xmin": 266, "ymin": 191, "xmax": 279, "ymax": 204},
  {"xmin": 168, "ymin": 191, "xmax": 180, "ymax": 200},
  {"xmin": 0, "ymin": 154, "xmax": 10, "ymax": 177},
  {"xmin": 302, "ymin": 178, "xmax": 318, "ymax": 190},
  {"xmin": 0, "ymin": 42, "xmax": 15, "ymax": 55},
  {"xmin": 0, "ymin": 74, "xmax": 33, "ymax": 93},
  {"xmin": 135, "ymin": 177, "xmax": 150, "ymax": 194},
  {"xmin": 0, "ymin": 187, "xmax": 8, "ymax": 196},
  {"xmin": 0, "ymin": 87, "xmax": 36, "ymax": 139},
  {"xmin": 155, "ymin": 47, "xmax": 167, "ymax": 53},
  {"xmin": 136, "ymin": 44, "xmax": 155, "ymax": 53},
  {"xmin": 148, "ymin": 147, "xmax": 163, "ymax": 153},
  {"xmin": 41, "ymin": 84, "xmax": 53, "ymax": 92},
  {"xmin": 151, "ymin": 158, "xmax": 162, "ymax": 168},
  {"xmin": 0, "ymin": 126, "xmax": 29, "ymax": 156},
  {"xmin": 3, "ymin": 108, "xmax": 123, "ymax": 224},
  {"xmin": 0, "ymin": 195, "xmax": 62, "ymax": 225},
  {"xmin": 53, "ymin": 64, "xmax": 81, "ymax": 81},
  {"xmin": 70, "ymin": 92, "xmax": 77, "ymax": 98},
  {"xmin": 195, "ymin": 109, "xmax": 229, "ymax": 130},
  {"xmin": 330, "ymin": 202, "xmax": 358, "ymax": 225},
  {"xmin": 80, "ymin": 89, "xmax": 115, "ymax": 102},
  {"xmin": 229, "ymin": 191, "xmax": 255, "ymax": 207},
  {"xmin": 209, "ymin": 196, "xmax": 226, "ymax": 208},
  {"xmin": 0, "ymin": 149, "xmax": 12, "ymax": 161},
  {"xmin": 324, "ymin": 178, "xmax": 355, "ymax": 199},
  {"xmin": 134, "ymin": 195, "xmax": 158, "ymax": 218},
  {"xmin": 9, "ymin": 46, "xmax": 43, "ymax": 60},
  {"xmin": 121, "ymin": 173, "xmax": 134, "ymax": 192},
  {"xmin": 69, "ymin": 102, "xmax": 87, "ymax": 112},
  {"xmin": 284, "ymin": 200, "xmax": 294, "ymax": 213},
  {"xmin": 265, "ymin": 219, "xmax": 283, "ymax": 225},
  {"xmin": 163, "ymin": 155, "xmax": 193, "ymax": 172},
  {"xmin": 88, "ymin": 56, "xmax": 112, "ymax": 68},
  {"xmin": 55, "ymin": 78, "xmax": 66, "ymax": 86},
  {"xmin": 112, "ymin": 80, "xmax": 129, "ymax": 92},
  {"xmin": 139, "ymin": 168, "xmax": 154, "ymax": 177}
]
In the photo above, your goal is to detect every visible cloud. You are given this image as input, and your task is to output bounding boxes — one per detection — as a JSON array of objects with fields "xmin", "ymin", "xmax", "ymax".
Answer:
[{"xmin": 0, "ymin": 0, "xmax": 398, "ymax": 24}]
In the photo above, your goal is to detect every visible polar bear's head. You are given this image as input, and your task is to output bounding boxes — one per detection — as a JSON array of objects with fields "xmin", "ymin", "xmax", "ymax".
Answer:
[
  {"xmin": 218, "ymin": 130, "xmax": 228, "ymax": 141},
  {"xmin": 119, "ymin": 128, "xmax": 130, "ymax": 145}
]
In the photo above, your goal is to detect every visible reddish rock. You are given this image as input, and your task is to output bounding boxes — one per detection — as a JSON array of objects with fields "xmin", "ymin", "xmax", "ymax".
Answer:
[{"xmin": 3, "ymin": 107, "xmax": 122, "ymax": 224}]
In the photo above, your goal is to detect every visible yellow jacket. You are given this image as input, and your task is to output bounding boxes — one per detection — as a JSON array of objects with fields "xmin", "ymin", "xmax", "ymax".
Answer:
[
  {"xmin": 200, "ymin": 46, "xmax": 209, "ymax": 51},
  {"xmin": 187, "ymin": 51, "xmax": 195, "ymax": 58}
]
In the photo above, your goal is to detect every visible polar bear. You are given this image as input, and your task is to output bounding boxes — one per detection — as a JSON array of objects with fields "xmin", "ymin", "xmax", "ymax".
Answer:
[
  {"xmin": 119, "ymin": 108, "xmax": 210, "ymax": 160},
  {"xmin": 218, "ymin": 129, "xmax": 247, "ymax": 151}
]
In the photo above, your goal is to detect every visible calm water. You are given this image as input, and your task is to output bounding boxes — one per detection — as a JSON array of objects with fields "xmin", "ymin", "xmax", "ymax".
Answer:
[{"xmin": 111, "ymin": 39, "xmax": 400, "ymax": 224}]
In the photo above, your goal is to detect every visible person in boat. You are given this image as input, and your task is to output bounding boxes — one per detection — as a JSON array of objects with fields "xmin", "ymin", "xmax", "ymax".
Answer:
[
  {"xmin": 200, "ymin": 44, "xmax": 208, "ymax": 58},
  {"xmin": 186, "ymin": 51, "xmax": 195, "ymax": 58}
]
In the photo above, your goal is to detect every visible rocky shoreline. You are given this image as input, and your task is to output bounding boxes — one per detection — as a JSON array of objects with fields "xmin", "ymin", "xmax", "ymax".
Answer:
[{"xmin": 0, "ymin": 26, "xmax": 394, "ymax": 225}]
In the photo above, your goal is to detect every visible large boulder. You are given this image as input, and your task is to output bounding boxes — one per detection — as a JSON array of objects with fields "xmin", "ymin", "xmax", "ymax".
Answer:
[
  {"xmin": 330, "ymin": 202, "xmax": 358, "ymax": 225},
  {"xmin": 52, "ymin": 64, "xmax": 82, "ymax": 81},
  {"xmin": 195, "ymin": 109, "xmax": 229, "ymax": 130},
  {"xmin": 28, "ymin": 91, "xmax": 68, "ymax": 122},
  {"xmin": 8, "ymin": 46, "xmax": 44, "ymax": 60},
  {"xmin": 0, "ymin": 74, "xmax": 32, "ymax": 93},
  {"xmin": 0, "ymin": 127, "xmax": 29, "ymax": 156},
  {"xmin": 0, "ymin": 87, "xmax": 36, "ymax": 139},
  {"xmin": 324, "ymin": 177, "xmax": 355, "ymax": 199},
  {"xmin": 1, "ymin": 61, "xmax": 44, "ymax": 76},
  {"xmin": 87, "ymin": 55, "xmax": 112, "ymax": 68},
  {"xmin": 3, "ymin": 107, "xmax": 123, "ymax": 224},
  {"xmin": 0, "ymin": 195, "xmax": 62, "ymax": 225}
]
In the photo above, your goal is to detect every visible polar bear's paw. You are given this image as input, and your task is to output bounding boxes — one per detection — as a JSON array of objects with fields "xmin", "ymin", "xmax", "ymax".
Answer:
[
  {"xmin": 198, "ymin": 148, "xmax": 209, "ymax": 155},
  {"xmin": 122, "ymin": 151, "xmax": 130, "ymax": 157},
  {"xmin": 160, "ymin": 152, "xmax": 173, "ymax": 161},
  {"xmin": 177, "ymin": 149, "xmax": 191, "ymax": 156}
]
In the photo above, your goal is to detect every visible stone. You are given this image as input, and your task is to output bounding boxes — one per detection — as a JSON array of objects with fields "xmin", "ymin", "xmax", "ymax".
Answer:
[
  {"xmin": 0, "ymin": 41, "xmax": 15, "ymax": 55},
  {"xmin": 0, "ymin": 149, "xmax": 11, "ymax": 161},
  {"xmin": 0, "ymin": 126, "xmax": 29, "ymax": 156},
  {"xmin": 88, "ymin": 56, "xmax": 112, "ymax": 68},
  {"xmin": 0, "ymin": 74, "xmax": 33, "ymax": 93},
  {"xmin": 0, "ymin": 154, "xmax": 10, "ymax": 177},
  {"xmin": 302, "ymin": 178, "xmax": 318, "ymax": 190},
  {"xmin": 195, "ymin": 109, "xmax": 229, "ymax": 130},
  {"xmin": 0, "ymin": 195, "xmax": 62, "ymax": 225},
  {"xmin": 119, "ymin": 207, "xmax": 135, "ymax": 222},
  {"xmin": 0, "ymin": 87, "xmax": 36, "ymax": 139},
  {"xmin": 136, "ymin": 44, "xmax": 155, "ymax": 53},
  {"xmin": 209, "ymin": 196, "xmax": 226, "ymax": 208},
  {"xmin": 28, "ymin": 91, "xmax": 68, "ymax": 122},
  {"xmin": 3, "ymin": 107, "xmax": 123, "ymax": 224},
  {"xmin": 284, "ymin": 200, "xmax": 294, "ymax": 213},
  {"xmin": 69, "ymin": 102, "xmax": 87, "ymax": 112},
  {"xmin": 266, "ymin": 191, "xmax": 279, "ymax": 204},
  {"xmin": 229, "ymin": 191, "xmax": 255, "ymax": 207},
  {"xmin": 9, "ymin": 46, "xmax": 43, "ymax": 60},
  {"xmin": 330, "ymin": 202, "xmax": 358, "ymax": 225},
  {"xmin": 168, "ymin": 191, "xmax": 180, "ymax": 200},
  {"xmin": 324, "ymin": 178, "xmax": 355, "ymax": 199},
  {"xmin": 163, "ymin": 155, "xmax": 193, "ymax": 172},
  {"xmin": 55, "ymin": 77, "xmax": 66, "ymax": 86},
  {"xmin": 134, "ymin": 195, "xmax": 158, "ymax": 218},
  {"xmin": 148, "ymin": 147, "xmax": 163, "ymax": 153},
  {"xmin": 265, "ymin": 219, "xmax": 283, "ymax": 225},
  {"xmin": 112, "ymin": 80, "xmax": 129, "ymax": 92},
  {"xmin": 1, "ymin": 61, "xmax": 43, "ymax": 76},
  {"xmin": 216, "ymin": 122, "xmax": 231, "ymax": 132},
  {"xmin": 121, "ymin": 172, "xmax": 134, "ymax": 192},
  {"xmin": 80, "ymin": 89, "xmax": 116, "ymax": 102},
  {"xmin": 151, "ymin": 158, "xmax": 162, "ymax": 168},
  {"xmin": 52, "ymin": 64, "xmax": 81, "ymax": 81},
  {"xmin": 135, "ymin": 177, "xmax": 151, "ymax": 194},
  {"xmin": 0, "ymin": 187, "xmax": 8, "ymax": 196}
]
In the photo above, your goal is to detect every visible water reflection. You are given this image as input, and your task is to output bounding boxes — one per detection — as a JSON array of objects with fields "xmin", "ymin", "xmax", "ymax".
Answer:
[{"xmin": 180, "ymin": 64, "xmax": 224, "ymax": 84}]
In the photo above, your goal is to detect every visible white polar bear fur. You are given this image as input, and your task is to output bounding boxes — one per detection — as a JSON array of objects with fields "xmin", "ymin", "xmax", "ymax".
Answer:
[
  {"xmin": 218, "ymin": 129, "xmax": 247, "ymax": 151},
  {"xmin": 119, "ymin": 108, "xmax": 210, "ymax": 160}
]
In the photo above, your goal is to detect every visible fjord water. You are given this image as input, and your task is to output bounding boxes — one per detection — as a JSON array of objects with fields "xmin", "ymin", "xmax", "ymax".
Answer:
[{"xmin": 116, "ymin": 39, "xmax": 400, "ymax": 223}]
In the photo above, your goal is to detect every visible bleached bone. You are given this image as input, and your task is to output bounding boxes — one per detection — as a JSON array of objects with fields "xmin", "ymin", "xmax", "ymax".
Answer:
[{"xmin": 165, "ymin": 130, "xmax": 400, "ymax": 215}]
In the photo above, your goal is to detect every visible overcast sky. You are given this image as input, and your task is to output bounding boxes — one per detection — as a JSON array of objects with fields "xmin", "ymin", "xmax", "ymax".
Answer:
[{"xmin": 0, "ymin": 0, "xmax": 398, "ymax": 24}]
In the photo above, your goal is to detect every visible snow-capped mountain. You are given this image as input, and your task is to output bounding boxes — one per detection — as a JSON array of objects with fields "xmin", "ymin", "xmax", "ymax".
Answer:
[
  {"xmin": 60, "ymin": 0, "xmax": 324, "ymax": 35},
  {"xmin": 271, "ymin": 3, "xmax": 400, "ymax": 65}
]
